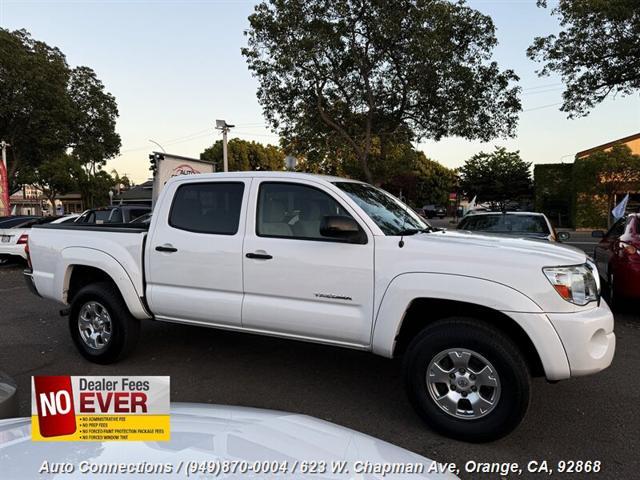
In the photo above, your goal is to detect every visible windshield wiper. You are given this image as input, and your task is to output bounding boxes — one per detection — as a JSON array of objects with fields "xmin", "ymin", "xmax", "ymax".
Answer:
[{"xmin": 396, "ymin": 227, "xmax": 434, "ymax": 236}]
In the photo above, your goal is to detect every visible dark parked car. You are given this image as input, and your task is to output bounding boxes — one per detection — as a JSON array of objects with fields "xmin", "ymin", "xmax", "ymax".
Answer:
[
  {"xmin": 593, "ymin": 213, "xmax": 640, "ymax": 306},
  {"xmin": 457, "ymin": 211, "xmax": 569, "ymax": 243},
  {"xmin": 421, "ymin": 205, "xmax": 446, "ymax": 219},
  {"xmin": 0, "ymin": 216, "xmax": 38, "ymax": 228},
  {"xmin": 75, "ymin": 205, "xmax": 151, "ymax": 224}
]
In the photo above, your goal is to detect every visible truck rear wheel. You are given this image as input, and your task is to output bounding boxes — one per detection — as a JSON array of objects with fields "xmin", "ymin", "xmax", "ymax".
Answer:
[
  {"xmin": 403, "ymin": 317, "xmax": 531, "ymax": 442},
  {"xmin": 69, "ymin": 282, "xmax": 140, "ymax": 364}
]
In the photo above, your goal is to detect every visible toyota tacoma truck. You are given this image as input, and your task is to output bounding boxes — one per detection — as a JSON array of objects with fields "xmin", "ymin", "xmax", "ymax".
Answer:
[{"xmin": 24, "ymin": 172, "xmax": 615, "ymax": 442}]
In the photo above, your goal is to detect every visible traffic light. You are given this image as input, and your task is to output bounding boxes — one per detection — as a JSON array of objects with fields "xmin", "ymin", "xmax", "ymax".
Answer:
[{"xmin": 149, "ymin": 152, "xmax": 163, "ymax": 176}]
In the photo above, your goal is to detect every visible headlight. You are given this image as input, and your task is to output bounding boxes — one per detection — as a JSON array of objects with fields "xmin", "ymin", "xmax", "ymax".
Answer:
[{"xmin": 543, "ymin": 263, "xmax": 600, "ymax": 306}]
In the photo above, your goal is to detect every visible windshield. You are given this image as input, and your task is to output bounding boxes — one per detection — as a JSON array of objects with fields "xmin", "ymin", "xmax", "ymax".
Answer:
[
  {"xmin": 458, "ymin": 214, "xmax": 550, "ymax": 235},
  {"xmin": 334, "ymin": 182, "xmax": 428, "ymax": 235}
]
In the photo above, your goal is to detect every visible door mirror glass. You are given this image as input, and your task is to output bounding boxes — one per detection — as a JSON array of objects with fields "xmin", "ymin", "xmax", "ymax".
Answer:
[
  {"xmin": 591, "ymin": 230, "xmax": 605, "ymax": 238},
  {"xmin": 557, "ymin": 231, "xmax": 571, "ymax": 242},
  {"xmin": 320, "ymin": 216, "xmax": 365, "ymax": 243}
]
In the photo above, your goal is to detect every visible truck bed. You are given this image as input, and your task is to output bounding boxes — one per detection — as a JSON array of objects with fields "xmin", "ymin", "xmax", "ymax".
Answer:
[{"xmin": 29, "ymin": 223, "xmax": 149, "ymax": 310}]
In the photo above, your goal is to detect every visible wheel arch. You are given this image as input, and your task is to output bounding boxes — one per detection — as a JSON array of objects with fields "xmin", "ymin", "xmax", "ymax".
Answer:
[
  {"xmin": 61, "ymin": 248, "xmax": 151, "ymax": 320},
  {"xmin": 372, "ymin": 273, "xmax": 571, "ymax": 380},
  {"xmin": 394, "ymin": 299, "xmax": 544, "ymax": 377}
]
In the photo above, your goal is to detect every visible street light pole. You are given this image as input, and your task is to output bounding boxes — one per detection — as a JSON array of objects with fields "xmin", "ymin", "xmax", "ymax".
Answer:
[
  {"xmin": 0, "ymin": 141, "xmax": 11, "ymax": 216},
  {"xmin": 149, "ymin": 139, "xmax": 166, "ymax": 153},
  {"xmin": 215, "ymin": 120, "xmax": 235, "ymax": 172}
]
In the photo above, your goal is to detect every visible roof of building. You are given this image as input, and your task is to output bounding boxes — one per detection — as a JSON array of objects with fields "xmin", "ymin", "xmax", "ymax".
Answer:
[
  {"xmin": 575, "ymin": 132, "xmax": 640, "ymax": 158},
  {"xmin": 115, "ymin": 180, "xmax": 153, "ymax": 202}
]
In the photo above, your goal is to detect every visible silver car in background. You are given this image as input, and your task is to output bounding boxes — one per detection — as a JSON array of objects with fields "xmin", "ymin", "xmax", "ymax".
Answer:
[{"xmin": 457, "ymin": 211, "xmax": 570, "ymax": 242}]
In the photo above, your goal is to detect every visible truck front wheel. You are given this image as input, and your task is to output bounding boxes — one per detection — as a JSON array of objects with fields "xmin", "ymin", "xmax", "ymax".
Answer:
[
  {"xmin": 403, "ymin": 317, "xmax": 531, "ymax": 442},
  {"xmin": 69, "ymin": 282, "xmax": 140, "ymax": 364}
]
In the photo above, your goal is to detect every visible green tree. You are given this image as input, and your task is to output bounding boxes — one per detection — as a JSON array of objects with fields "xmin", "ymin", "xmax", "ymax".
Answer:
[
  {"xmin": 68, "ymin": 66, "xmax": 121, "ymax": 174},
  {"xmin": 23, "ymin": 154, "xmax": 82, "ymax": 210},
  {"xmin": 0, "ymin": 29, "xmax": 121, "ymax": 208},
  {"xmin": 0, "ymin": 29, "xmax": 73, "ymax": 186},
  {"xmin": 376, "ymin": 146, "xmax": 455, "ymax": 207},
  {"xmin": 573, "ymin": 145, "xmax": 640, "ymax": 227},
  {"xmin": 242, "ymin": 0, "xmax": 521, "ymax": 184},
  {"xmin": 77, "ymin": 168, "xmax": 117, "ymax": 209},
  {"xmin": 110, "ymin": 169, "xmax": 132, "ymax": 190},
  {"xmin": 200, "ymin": 138, "xmax": 284, "ymax": 171},
  {"xmin": 459, "ymin": 147, "xmax": 532, "ymax": 210},
  {"xmin": 528, "ymin": 0, "xmax": 640, "ymax": 117}
]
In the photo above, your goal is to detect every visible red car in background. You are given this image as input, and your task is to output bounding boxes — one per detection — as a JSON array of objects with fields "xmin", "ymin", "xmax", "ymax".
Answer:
[{"xmin": 593, "ymin": 213, "xmax": 640, "ymax": 307}]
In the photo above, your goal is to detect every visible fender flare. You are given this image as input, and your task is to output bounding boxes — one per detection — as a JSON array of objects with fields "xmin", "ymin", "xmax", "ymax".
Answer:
[
  {"xmin": 371, "ymin": 272, "xmax": 570, "ymax": 380},
  {"xmin": 59, "ymin": 247, "xmax": 151, "ymax": 320}
]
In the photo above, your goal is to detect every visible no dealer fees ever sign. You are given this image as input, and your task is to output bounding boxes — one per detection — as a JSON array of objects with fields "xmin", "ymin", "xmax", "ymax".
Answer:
[{"xmin": 31, "ymin": 376, "xmax": 170, "ymax": 441}]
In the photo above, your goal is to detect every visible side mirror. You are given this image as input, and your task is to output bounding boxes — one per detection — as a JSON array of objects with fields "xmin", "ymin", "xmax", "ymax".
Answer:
[
  {"xmin": 591, "ymin": 230, "xmax": 605, "ymax": 238},
  {"xmin": 557, "ymin": 231, "xmax": 571, "ymax": 242},
  {"xmin": 320, "ymin": 216, "xmax": 366, "ymax": 244}
]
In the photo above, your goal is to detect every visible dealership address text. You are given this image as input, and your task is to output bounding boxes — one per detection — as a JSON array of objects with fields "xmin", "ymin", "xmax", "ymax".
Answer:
[{"xmin": 39, "ymin": 459, "xmax": 602, "ymax": 477}]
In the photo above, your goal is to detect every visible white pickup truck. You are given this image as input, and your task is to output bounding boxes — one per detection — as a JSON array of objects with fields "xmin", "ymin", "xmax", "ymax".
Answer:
[{"xmin": 25, "ymin": 172, "xmax": 615, "ymax": 442}]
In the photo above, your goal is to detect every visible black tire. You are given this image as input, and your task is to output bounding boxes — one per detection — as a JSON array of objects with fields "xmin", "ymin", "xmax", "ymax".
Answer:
[
  {"xmin": 69, "ymin": 282, "xmax": 140, "ymax": 364},
  {"xmin": 403, "ymin": 317, "xmax": 531, "ymax": 442}
]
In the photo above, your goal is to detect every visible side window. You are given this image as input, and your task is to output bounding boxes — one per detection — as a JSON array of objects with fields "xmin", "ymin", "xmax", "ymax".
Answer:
[
  {"xmin": 257, "ymin": 182, "xmax": 356, "ymax": 241},
  {"xmin": 109, "ymin": 209, "xmax": 123, "ymax": 223},
  {"xmin": 129, "ymin": 209, "xmax": 150, "ymax": 220},
  {"xmin": 170, "ymin": 182, "xmax": 245, "ymax": 235}
]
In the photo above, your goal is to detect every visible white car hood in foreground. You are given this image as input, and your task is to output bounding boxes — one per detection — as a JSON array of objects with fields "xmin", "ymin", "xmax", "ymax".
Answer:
[{"xmin": 0, "ymin": 403, "xmax": 457, "ymax": 479}]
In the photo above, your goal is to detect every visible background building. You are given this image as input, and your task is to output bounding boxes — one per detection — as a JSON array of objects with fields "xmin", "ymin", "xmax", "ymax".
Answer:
[
  {"xmin": 535, "ymin": 132, "xmax": 640, "ymax": 229},
  {"xmin": 9, "ymin": 186, "xmax": 84, "ymax": 216}
]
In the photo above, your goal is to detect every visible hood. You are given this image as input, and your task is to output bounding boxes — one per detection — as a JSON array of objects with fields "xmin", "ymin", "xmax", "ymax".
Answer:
[
  {"xmin": 0, "ymin": 403, "xmax": 457, "ymax": 479},
  {"xmin": 375, "ymin": 229, "xmax": 593, "ymax": 313},
  {"xmin": 417, "ymin": 229, "xmax": 586, "ymax": 265}
]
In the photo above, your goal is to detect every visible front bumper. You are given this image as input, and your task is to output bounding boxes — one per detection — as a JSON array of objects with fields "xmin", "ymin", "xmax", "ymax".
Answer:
[
  {"xmin": 546, "ymin": 302, "xmax": 615, "ymax": 377},
  {"xmin": 23, "ymin": 269, "xmax": 41, "ymax": 298}
]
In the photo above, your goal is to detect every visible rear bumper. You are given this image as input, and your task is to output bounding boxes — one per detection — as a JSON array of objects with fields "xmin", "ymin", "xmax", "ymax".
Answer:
[
  {"xmin": 23, "ymin": 269, "xmax": 41, "ymax": 298},
  {"xmin": 546, "ymin": 302, "xmax": 615, "ymax": 377},
  {"xmin": 0, "ymin": 244, "xmax": 27, "ymax": 260}
]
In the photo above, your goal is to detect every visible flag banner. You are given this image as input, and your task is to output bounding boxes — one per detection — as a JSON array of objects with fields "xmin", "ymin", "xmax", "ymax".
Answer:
[
  {"xmin": 0, "ymin": 158, "xmax": 9, "ymax": 216},
  {"xmin": 31, "ymin": 376, "xmax": 170, "ymax": 442},
  {"xmin": 611, "ymin": 193, "xmax": 629, "ymax": 220}
]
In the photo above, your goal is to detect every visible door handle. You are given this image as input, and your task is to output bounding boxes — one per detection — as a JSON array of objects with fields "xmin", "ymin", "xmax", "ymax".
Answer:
[
  {"xmin": 155, "ymin": 245, "xmax": 178, "ymax": 253},
  {"xmin": 246, "ymin": 252, "xmax": 273, "ymax": 260}
]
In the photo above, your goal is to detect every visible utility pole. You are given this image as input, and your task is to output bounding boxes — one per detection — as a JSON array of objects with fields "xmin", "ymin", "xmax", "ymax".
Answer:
[
  {"xmin": 215, "ymin": 120, "xmax": 234, "ymax": 172},
  {"xmin": 0, "ymin": 141, "xmax": 10, "ymax": 216}
]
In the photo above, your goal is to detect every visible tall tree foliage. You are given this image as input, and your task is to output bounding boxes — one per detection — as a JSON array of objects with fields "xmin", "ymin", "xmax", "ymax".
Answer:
[
  {"xmin": 381, "ymin": 152, "xmax": 456, "ymax": 207},
  {"xmin": 69, "ymin": 66, "xmax": 121, "ymax": 174},
  {"xmin": 0, "ymin": 29, "xmax": 121, "ymax": 196},
  {"xmin": 459, "ymin": 147, "xmax": 532, "ymax": 210},
  {"xmin": 0, "ymin": 29, "xmax": 72, "ymax": 182},
  {"xmin": 200, "ymin": 138, "xmax": 285, "ymax": 172},
  {"xmin": 242, "ymin": 0, "xmax": 521, "ymax": 183},
  {"xmin": 528, "ymin": 0, "xmax": 640, "ymax": 117},
  {"xmin": 23, "ymin": 154, "xmax": 82, "ymax": 209}
]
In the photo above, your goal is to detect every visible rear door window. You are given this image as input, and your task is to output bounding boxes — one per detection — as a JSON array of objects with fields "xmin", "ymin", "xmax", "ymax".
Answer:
[{"xmin": 170, "ymin": 182, "xmax": 245, "ymax": 235}]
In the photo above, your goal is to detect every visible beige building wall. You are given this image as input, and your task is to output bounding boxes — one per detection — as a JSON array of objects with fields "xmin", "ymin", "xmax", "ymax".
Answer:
[{"xmin": 575, "ymin": 132, "xmax": 640, "ymax": 159}]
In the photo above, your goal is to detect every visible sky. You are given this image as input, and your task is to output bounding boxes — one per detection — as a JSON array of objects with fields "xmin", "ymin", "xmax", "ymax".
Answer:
[{"xmin": 1, "ymin": 0, "xmax": 639, "ymax": 183}]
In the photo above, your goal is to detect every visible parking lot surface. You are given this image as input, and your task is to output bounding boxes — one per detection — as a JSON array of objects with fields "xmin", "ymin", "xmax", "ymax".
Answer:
[{"xmin": 1, "ymin": 261, "xmax": 638, "ymax": 479}]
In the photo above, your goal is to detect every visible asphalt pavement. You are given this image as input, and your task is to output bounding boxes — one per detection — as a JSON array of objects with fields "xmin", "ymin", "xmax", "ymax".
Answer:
[{"xmin": 1, "ymin": 248, "xmax": 638, "ymax": 479}]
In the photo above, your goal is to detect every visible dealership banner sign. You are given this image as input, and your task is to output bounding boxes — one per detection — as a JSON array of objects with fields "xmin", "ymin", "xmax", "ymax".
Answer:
[{"xmin": 31, "ymin": 376, "xmax": 170, "ymax": 441}]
